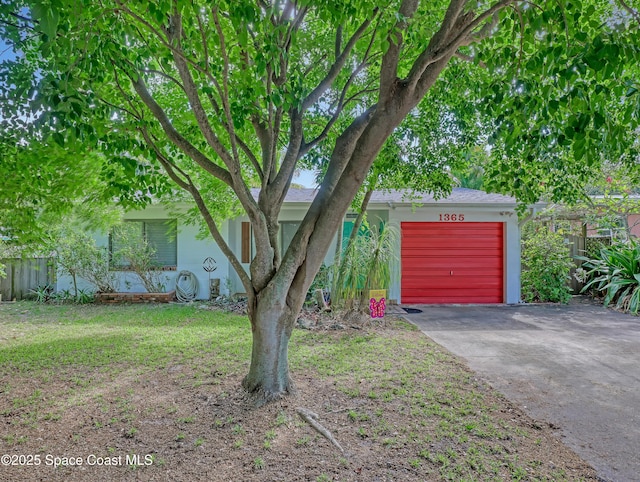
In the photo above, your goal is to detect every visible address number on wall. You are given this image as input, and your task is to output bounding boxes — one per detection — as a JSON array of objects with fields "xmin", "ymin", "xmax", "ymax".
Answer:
[{"xmin": 439, "ymin": 213, "xmax": 465, "ymax": 221}]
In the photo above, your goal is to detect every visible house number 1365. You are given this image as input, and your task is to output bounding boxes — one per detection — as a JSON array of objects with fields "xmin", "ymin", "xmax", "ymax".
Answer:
[{"xmin": 439, "ymin": 213, "xmax": 465, "ymax": 221}]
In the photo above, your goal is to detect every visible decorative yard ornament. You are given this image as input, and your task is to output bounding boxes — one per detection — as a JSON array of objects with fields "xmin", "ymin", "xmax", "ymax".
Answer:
[
  {"xmin": 369, "ymin": 289, "xmax": 387, "ymax": 318},
  {"xmin": 202, "ymin": 257, "xmax": 219, "ymax": 299}
]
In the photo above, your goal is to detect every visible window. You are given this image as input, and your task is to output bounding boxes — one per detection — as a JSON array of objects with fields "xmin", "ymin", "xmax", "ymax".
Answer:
[
  {"xmin": 110, "ymin": 219, "xmax": 177, "ymax": 269},
  {"xmin": 280, "ymin": 222, "xmax": 300, "ymax": 256}
]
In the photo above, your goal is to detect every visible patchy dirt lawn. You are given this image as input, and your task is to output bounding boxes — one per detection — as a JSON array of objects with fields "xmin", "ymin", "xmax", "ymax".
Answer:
[{"xmin": 0, "ymin": 303, "xmax": 597, "ymax": 481}]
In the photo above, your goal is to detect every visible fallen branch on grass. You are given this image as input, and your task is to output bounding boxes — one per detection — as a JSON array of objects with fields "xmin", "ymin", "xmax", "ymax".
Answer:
[{"xmin": 296, "ymin": 407, "xmax": 344, "ymax": 453}]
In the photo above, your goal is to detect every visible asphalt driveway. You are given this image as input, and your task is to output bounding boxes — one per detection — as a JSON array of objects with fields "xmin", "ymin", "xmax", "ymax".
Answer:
[{"xmin": 402, "ymin": 300, "xmax": 640, "ymax": 482}]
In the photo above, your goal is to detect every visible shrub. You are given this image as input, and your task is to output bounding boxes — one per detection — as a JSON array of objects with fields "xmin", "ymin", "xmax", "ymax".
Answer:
[
  {"xmin": 111, "ymin": 224, "xmax": 170, "ymax": 293},
  {"xmin": 54, "ymin": 229, "xmax": 118, "ymax": 294},
  {"xmin": 521, "ymin": 224, "xmax": 573, "ymax": 303},
  {"xmin": 577, "ymin": 242, "xmax": 640, "ymax": 314}
]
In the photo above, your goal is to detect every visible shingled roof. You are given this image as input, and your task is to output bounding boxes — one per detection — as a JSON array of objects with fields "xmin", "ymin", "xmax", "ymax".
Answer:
[{"xmin": 252, "ymin": 187, "xmax": 515, "ymax": 205}]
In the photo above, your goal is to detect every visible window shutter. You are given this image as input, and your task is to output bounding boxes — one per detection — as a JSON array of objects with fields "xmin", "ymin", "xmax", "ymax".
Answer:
[
  {"xmin": 145, "ymin": 220, "xmax": 177, "ymax": 267},
  {"xmin": 241, "ymin": 222, "xmax": 251, "ymax": 263}
]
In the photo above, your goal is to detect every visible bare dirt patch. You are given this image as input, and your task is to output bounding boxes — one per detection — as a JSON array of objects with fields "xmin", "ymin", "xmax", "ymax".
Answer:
[{"xmin": 0, "ymin": 309, "xmax": 598, "ymax": 481}]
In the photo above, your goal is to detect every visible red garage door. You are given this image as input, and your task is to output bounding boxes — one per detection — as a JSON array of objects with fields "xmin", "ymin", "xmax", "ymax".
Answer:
[{"xmin": 401, "ymin": 222, "xmax": 504, "ymax": 304}]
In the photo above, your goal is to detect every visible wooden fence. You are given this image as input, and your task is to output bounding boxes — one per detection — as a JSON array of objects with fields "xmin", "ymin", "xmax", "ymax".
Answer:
[
  {"xmin": 566, "ymin": 235, "xmax": 586, "ymax": 294},
  {"xmin": 0, "ymin": 258, "xmax": 55, "ymax": 301}
]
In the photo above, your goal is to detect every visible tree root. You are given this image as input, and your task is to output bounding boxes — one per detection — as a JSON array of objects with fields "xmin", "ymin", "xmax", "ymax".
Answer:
[
  {"xmin": 296, "ymin": 407, "xmax": 344, "ymax": 453},
  {"xmin": 242, "ymin": 376, "xmax": 296, "ymax": 407}
]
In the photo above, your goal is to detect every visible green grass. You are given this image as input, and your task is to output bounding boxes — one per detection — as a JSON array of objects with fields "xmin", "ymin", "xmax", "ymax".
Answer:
[
  {"xmin": 0, "ymin": 302, "xmax": 586, "ymax": 481},
  {"xmin": 0, "ymin": 303, "xmax": 251, "ymax": 375}
]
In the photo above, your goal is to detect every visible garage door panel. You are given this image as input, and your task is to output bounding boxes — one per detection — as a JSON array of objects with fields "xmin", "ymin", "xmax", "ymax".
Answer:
[
  {"xmin": 403, "ymin": 238, "xmax": 502, "ymax": 250},
  {"xmin": 402, "ymin": 290, "xmax": 503, "ymax": 302},
  {"xmin": 402, "ymin": 288, "xmax": 502, "ymax": 300},
  {"xmin": 402, "ymin": 279, "xmax": 502, "ymax": 290},
  {"xmin": 402, "ymin": 268, "xmax": 503, "ymax": 278},
  {"xmin": 402, "ymin": 223, "xmax": 501, "ymax": 233},
  {"xmin": 402, "ymin": 291, "xmax": 502, "ymax": 300},
  {"xmin": 403, "ymin": 252, "xmax": 504, "ymax": 259},
  {"xmin": 402, "ymin": 272, "xmax": 503, "ymax": 282},
  {"xmin": 401, "ymin": 257, "xmax": 503, "ymax": 269},
  {"xmin": 404, "ymin": 231, "xmax": 501, "ymax": 237},
  {"xmin": 401, "ymin": 222, "xmax": 504, "ymax": 304},
  {"xmin": 403, "ymin": 295, "xmax": 502, "ymax": 304}
]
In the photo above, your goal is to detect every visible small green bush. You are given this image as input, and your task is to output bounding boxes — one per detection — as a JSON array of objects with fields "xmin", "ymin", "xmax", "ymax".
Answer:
[{"xmin": 521, "ymin": 224, "xmax": 573, "ymax": 303}]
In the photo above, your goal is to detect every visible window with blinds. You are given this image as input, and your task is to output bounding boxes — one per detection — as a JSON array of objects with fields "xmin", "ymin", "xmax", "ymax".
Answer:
[{"xmin": 110, "ymin": 219, "xmax": 177, "ymax": 269}]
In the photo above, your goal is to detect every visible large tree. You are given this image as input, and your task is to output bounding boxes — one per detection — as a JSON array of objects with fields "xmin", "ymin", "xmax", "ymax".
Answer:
[{"xmin": 1, "ymin": 0, "xmax": 639, "ymax": 403}]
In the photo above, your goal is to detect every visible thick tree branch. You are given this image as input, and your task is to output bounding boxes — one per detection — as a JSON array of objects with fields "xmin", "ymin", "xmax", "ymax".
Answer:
[
  {"xmin": 434, "ymin": 0, "xmax": 468, "ymax": 44},
  {"xmin": 269, "ymin": 111, "xmax": 303, "ymax": 205},
  {"xmin": 301, "ymin": 48, "xmax": 374, "ymax": 156},
  {"xmin": 165, "ymin": 12, "xmax": 262, "ymax": 229},
  {"xmin": 274, "ymin": 106, "xmax": 377, "ymax": 292},
  {"xmin": 251, "ymin": 116, "xmax": 272, "ymax": 187},
  {"xmin": 140, "ymin": 127, "xmax": 253, "ymax": 293},
  {"xmin": 301, "ymin": 14, "xmax": 377, "ymax": 112},
  {"xmin": 406, "ymin": 0, "xmax": 512, "ymax": 94},
  {"xmin": 379, "ymin": 0, "xmax": 419, "ymax": 104},
  {"xmin": 211, "ymin": 8, "xmax": 243, "ymax": 169},
  {"xmin": 130, "ymin": 75, "xmax": 233, "ymax": 186}
]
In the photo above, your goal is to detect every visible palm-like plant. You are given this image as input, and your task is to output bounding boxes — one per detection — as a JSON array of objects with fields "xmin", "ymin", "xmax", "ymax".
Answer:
[
  {"xmin": 577, "ymin": 241, "xmax": 640, "ymax": 314},
  {"xmin": 332, "ymin": 225, "xmax": 398, "ymax": 312}
]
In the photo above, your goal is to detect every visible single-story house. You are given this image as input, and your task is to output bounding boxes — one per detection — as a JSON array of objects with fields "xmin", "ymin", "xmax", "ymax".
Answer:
[{"xmin": 56, "ymin": 187, "xmax": 521, "ymax": 304}]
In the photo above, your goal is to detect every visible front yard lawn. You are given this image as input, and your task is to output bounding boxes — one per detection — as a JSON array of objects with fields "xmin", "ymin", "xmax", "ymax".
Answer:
[{"xmin": 0, "ymin": 303, "xmax": 596, "ymax": 481}]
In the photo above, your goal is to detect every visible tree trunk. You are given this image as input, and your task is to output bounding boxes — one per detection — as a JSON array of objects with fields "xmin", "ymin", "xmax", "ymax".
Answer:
[
  {"xmin": 71, "ymin": 271, "xmax": 78, "ymax": 298},
  {"xmin": 242, "ymin": 291, "xmax": 297, "ymax": 405},
  {"xmin": 334, "ymin": 188, "xmax": 374, "ymax": 309},
  {"xmin": 346, "ymin": 188, "xmax": 374, "ymax": 253},
  {"xmin": 332, "ymin": 217, "xmax": 344, "ymax": 268}
]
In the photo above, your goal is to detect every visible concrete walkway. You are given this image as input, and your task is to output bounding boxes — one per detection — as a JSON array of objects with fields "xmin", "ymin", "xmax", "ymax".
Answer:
[{"xmin": 402, "ymin": 300, "xmax": 640, "ymax": 482}]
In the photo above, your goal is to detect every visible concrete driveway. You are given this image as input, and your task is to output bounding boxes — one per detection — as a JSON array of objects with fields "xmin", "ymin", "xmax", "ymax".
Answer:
[{"xmin": 402, "ymin": 300, "xmax": 640, "ymax": 482}]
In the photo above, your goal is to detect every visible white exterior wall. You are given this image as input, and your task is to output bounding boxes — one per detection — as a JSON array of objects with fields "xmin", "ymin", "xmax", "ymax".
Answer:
[
  {"xmin": 58, "ymin": 199, "xmax": 520, "ymax": 304},
  {"xmin": 57, "ymin": 204, "xmax": 231, "ymax": 300},
  {"xmin": 387, "ymin": 204, "xmax": 520, "ymax": 305}
]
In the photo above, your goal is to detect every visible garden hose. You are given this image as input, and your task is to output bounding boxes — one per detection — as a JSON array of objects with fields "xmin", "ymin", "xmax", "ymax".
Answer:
[{"xmin": 175, "ymin": 270, "xmax": 199, "ymax": 302}]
